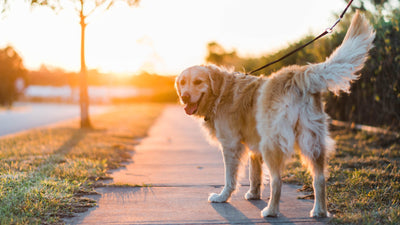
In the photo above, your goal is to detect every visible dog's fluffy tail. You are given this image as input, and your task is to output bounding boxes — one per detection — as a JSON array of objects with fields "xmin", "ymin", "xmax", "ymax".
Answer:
[{"xmin": 299, "ymin": 11, "xmax": 375, "ymax": 95}]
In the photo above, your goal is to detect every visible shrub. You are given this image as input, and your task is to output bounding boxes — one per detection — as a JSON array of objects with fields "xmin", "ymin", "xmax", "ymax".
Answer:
[
  {"xmin": 0, "ymin": 46, "xmax": 27, "ymax": 107},
  {"xmin": 205, "ymin": 7, "xmax": 400, "ymax": 130}
]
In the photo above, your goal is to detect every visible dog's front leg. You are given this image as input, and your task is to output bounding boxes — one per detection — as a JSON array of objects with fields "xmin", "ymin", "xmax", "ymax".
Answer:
[{"xmin": 208, "ymin": 145, "xmax": 244, "ymax": 203}]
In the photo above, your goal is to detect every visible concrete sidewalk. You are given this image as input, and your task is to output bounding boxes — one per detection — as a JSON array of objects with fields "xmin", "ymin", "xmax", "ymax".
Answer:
[{"xmin": 66, "ymin": 105, "xmax": 328, "ymax": 225}]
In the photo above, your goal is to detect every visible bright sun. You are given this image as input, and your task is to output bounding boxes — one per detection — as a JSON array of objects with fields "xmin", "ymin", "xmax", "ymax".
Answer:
[
  {"xmin": 0, "ymin": 0, "xmax": 348, "ymax": 75},
  {"xmin": 0, "ymin": 0, "xmax": 189, "ymax": 75}
]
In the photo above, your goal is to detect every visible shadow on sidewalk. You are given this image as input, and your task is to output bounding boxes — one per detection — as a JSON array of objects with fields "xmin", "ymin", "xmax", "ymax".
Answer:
[
  {"xmin": 211, "ymin": 202, "xmax": 255, "ymax": 224},
  {"xmin": 211, "ymin": 201, "xmax": 297, "ymax": 224}
]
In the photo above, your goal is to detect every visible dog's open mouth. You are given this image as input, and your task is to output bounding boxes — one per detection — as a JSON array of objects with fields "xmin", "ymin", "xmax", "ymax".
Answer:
[{"xmin": 184, "ymin": 93, "xmax": 204, "ymax": 115}]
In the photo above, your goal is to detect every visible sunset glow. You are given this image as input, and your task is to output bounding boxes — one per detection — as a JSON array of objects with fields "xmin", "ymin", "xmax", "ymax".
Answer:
[{"xmin": 0, "ymin": 0, "xmax": 347, "ymax": 75}]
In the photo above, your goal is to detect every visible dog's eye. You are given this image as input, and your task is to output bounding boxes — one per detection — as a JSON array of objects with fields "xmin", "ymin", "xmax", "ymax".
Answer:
[
  {"xmin": 193, "ymin": 80, "xmax": 202, "ymax": 85},
  {"xmin": 180, "ymin": 79, "xmax": 186, "ymax": 86}
]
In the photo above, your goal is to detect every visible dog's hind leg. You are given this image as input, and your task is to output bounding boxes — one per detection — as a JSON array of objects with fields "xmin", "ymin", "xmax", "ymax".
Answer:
[
  {"xmin": 297, "ymin": 124, "xmax": 332, "ymax": 218},
  {"xmin": 245, "ymin": 152, "xmax": 263, "ymax": 200},
  {"xmin": 208, "ymin": 143, "xmax": 245, "ymax": 203},
  {"xmin": 308, "ymin": 152, "xmax": 329, "ymax": 218},
  {"xmin": 260, "ymin": 149, "xmax": 285, "ymax": 217},
  {"xmin": 301, "ymin": 146, "xmax": 329, "ymax": 217}
]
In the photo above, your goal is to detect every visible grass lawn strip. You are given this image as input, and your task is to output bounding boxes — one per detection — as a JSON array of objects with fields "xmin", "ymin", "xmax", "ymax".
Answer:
[
  {"xmin": 283, "ymin": 127, "xmax": 400, "ymax": 224},
  {"xmin": 0, "ymin": 103, "xmax": 165, "ymax": 225}
]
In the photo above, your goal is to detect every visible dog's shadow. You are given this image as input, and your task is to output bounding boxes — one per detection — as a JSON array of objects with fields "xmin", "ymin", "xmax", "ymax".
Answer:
[
  {"xmin": 211, "ymin": 200, "xmax": 298, "ymax": 225},
  {"xmin": 211, "ymin": 202, "xmax": 255, "ymax": 225},
  {"xmin": 248, "ymin": 199, "xmax": 268, "ymax": 210}
]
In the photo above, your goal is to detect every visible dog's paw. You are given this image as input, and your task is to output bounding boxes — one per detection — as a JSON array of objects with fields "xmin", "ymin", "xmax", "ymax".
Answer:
[
  {"xmin": 261, "ymin": 206, "xmax": 279, "ymax": 217},
  {"xmin": 208, "ymin": 193, "xmax": 228, "ymax": 203},
  {"xmin": 310, "ymin": 209, "xmax": 330, "ymax": 218},
  {"xmin": 245, "ymin": 190, "xmax": 260, "ymax": 200}
]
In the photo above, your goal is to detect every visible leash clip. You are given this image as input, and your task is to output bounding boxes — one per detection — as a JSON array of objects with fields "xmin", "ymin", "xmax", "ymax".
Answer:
[{"xmin": 327, "ymin": 18, "xmax": 342, "ymax": 33}]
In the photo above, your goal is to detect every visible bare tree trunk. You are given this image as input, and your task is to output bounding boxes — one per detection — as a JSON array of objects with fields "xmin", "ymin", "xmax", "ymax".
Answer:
[{"xmin": 79, "ymin": 9, "xmax": 92, "ymax": 128}]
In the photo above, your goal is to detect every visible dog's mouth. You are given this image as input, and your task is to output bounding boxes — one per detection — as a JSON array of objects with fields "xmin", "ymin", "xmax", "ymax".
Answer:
[{"xmin": 184, "ymin": 93, "xmax": 204, "ymax": 115}]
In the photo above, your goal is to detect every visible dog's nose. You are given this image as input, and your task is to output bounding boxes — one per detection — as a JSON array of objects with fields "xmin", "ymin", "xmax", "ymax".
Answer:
[{"xmin": 181, "ymin": 92, "xmax": 191, "ymax": 103}]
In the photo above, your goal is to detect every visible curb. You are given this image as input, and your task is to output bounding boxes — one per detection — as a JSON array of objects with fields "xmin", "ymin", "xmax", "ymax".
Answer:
[{"xmin": 330, "ymin": 119, "xmax": 399, "ymax": 136}]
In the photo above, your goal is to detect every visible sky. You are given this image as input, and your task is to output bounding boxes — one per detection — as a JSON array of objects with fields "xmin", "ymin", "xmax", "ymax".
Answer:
[{"xmin": 0, "ymin": 0, "xmax": 348, "ymax": 75}]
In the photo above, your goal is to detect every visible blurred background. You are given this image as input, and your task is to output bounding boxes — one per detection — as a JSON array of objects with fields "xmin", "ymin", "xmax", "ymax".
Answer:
[{"xmin": 0, "ymin": 0, "xmax": 399, "ymax": 133}]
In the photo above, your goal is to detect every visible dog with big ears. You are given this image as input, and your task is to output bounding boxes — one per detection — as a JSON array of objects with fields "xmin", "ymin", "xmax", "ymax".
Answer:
[{"xmin": 175, "ymin": 11, "xmax": 375, "ymax": 218}]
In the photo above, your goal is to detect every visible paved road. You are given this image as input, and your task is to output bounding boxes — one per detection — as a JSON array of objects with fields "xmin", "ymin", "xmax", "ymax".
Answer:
[
  {"xmin": 65, "ymin": 105, "xmax": 328, "ymax": 225},
  {"xmin": 0, "ymin": 102, "xmax": 110, "ymax": 136}
]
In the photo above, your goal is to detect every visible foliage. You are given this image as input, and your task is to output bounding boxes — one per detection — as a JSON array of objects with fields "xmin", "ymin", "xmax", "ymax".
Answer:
[
  {"xmin": 27, "ymin": 67, "xmax": 176, "ymax": 89},
  {"xmin": 27, "ymin": 65, "xmax": 77, "ymax": 87},
  {"xmin": 30, "ymin": 0, "xmax": 140, "ymax": 13},
  {"xmin": 205, "ymin": 3, "xmax": 400, "ymax": 130},
  {"xmin": 0, "ymin": 46, "xmax": 27, "ymax": 107},
  {"xmin": 206, "ymin": 42, "xmax": 241, "ymax": 68},
  {"xmin": 125, "ymin": 72, "xmax": 178, "ymax": 103},
  {"xmin": 129, "ymin": 72, "xmax": 175, "ymax": 89},
  {"xmin": 326, "ymin": 6, "xmax": 400, "ymax": 130}
]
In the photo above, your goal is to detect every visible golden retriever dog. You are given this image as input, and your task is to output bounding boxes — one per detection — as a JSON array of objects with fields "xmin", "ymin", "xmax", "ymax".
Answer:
[{"xmin": 175, "ymin": 11, "xmax": 374, "ymax": 218}]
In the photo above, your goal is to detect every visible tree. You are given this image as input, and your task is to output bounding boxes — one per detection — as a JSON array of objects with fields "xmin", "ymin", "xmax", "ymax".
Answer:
[
  {"xmin": 206, "ymin": 42, "xmax": 241, "ymax": 68},
  {"xmin": 0, "ymin": 0, "xmax": 9, "ymax": 13},
  {"xmin": 0, "ymin": 46, "xmax": 27, "ymax": 107},
  {"xmin": 28, "ymin": 0, "xmax": 140, "ymax": 128}
]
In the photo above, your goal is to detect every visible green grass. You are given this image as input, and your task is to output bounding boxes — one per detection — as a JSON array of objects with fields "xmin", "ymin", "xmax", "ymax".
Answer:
[
  {"xmin": 0, "ymin": 103, "xmax": 164, "ymax": 224},
  {"xmin": 283, "ymin": 127, "xmax": 400, "ymax": 224}
]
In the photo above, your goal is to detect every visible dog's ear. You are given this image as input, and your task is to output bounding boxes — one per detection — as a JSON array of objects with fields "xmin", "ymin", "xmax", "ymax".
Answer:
[
  {"xmin": 175, "ymin": 76, "xmax": 182, "ymax": 97},
  {"xmin": 207, "ymin": 67, "xmax": 224, "ymax": 96}
]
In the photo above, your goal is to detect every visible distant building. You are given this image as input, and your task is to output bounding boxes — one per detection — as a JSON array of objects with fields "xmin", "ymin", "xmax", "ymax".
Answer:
[{"xmin": 15, "ymin": 77, "xmax": 26, "ymax": 94}]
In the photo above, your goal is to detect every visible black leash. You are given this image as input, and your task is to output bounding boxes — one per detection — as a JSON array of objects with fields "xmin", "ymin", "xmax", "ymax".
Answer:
[{"xmin": 248, "ymin": 0, "xmax": 354, "ymax": 75}]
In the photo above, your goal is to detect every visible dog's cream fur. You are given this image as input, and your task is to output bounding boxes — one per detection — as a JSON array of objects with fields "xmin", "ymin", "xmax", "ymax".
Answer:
[{"xmin": 175, "ymin": 12, "xmax": 375, "ymax": 218}]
